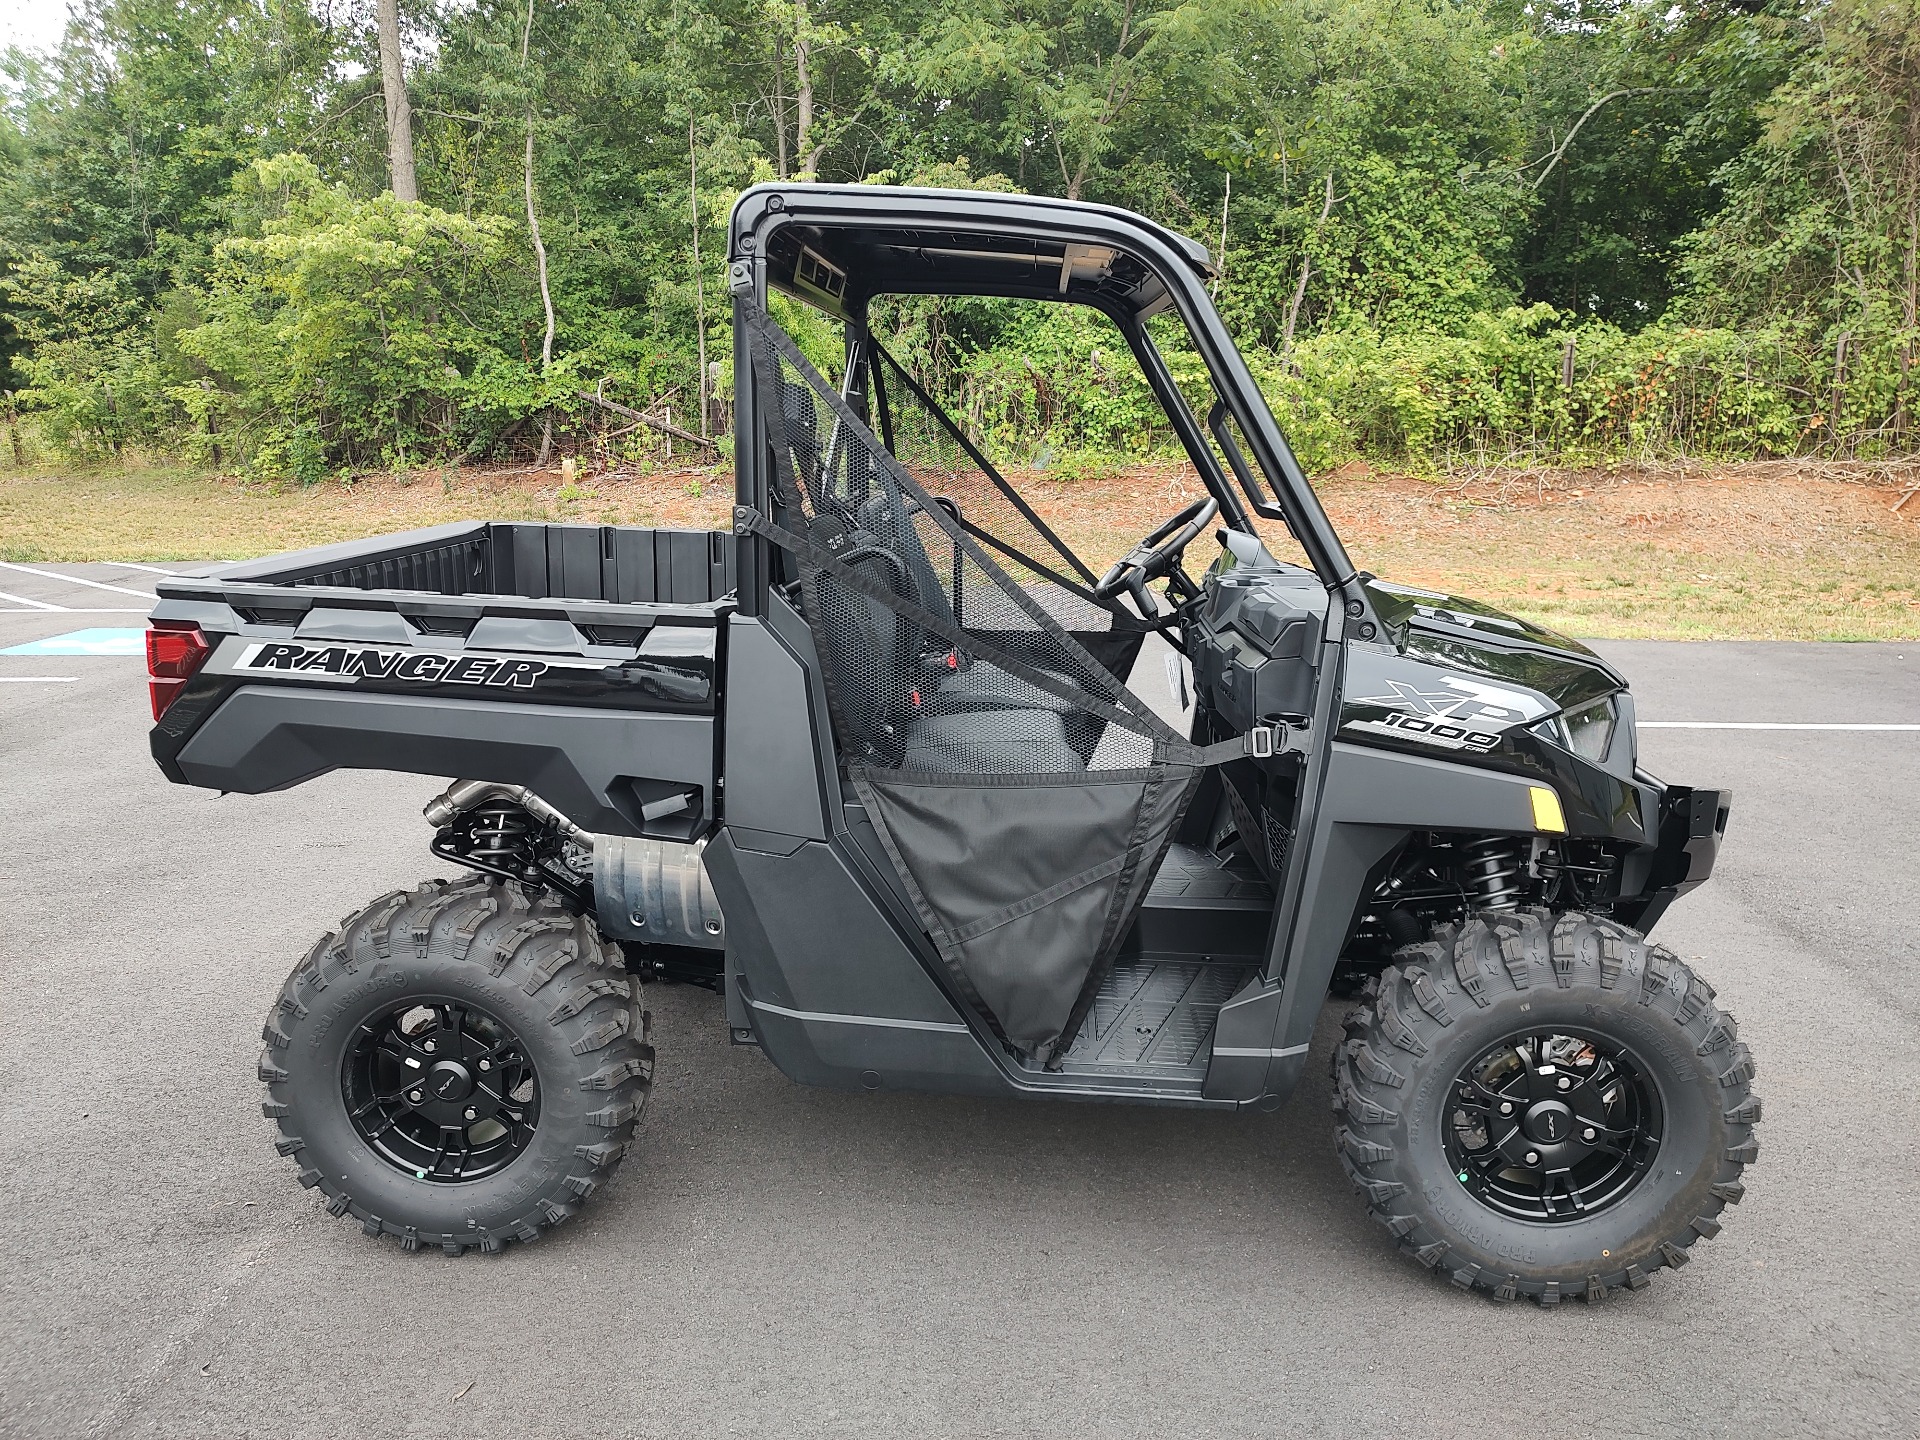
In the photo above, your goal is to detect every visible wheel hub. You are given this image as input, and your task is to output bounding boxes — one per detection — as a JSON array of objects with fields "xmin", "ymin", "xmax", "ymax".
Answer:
[
  {"xmin": 1443, "ymin": 1030, "xmax": 1662, "ymax": 1223},
  {"xmin": 342, "ymin": 999, "xmax": 541, "ymax": 1183},
  {"xmin": 427, "ymin": 1060, "xmax": 473, "ymax": 1103},
  {"xmin": 1521, "ymin": 1098, "xmax": 1574, "ymax": 1146}
]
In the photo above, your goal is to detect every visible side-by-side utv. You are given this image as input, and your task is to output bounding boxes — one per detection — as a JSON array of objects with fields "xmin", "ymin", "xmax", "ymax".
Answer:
[{"xmin": 146, "ymin": 185, "xmax": 1754, "ymax": 1303}]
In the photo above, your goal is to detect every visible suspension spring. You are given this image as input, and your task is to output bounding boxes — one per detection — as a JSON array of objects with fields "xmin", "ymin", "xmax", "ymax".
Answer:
[
  {"xmin": 466, "ymin": 802, "xmax": 535, "ymax": 869},
  {"xmin": 1461, "ymin": 836, "xmax": 1525, "ymax": 910}
]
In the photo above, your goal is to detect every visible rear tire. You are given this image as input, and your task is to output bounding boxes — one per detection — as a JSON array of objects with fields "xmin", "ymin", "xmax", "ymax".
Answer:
[
  {"xmin": 1332, "ymin": 909, "xmax": 1758, "ymax": 1303},
  {"xmin": 259, "ymin": 875, "xmax": 652, "ymax": 1254}
]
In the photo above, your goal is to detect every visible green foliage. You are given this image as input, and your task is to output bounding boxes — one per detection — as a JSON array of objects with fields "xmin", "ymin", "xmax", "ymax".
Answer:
[
  {"xmin": 1261, "ymin": 311, "xmax": 1815, "ymax": 469},
  {"xmin": 892, "ymin": 300, "xmax": 1826, "ymax": 473},
  {"xmin": 0, "ymin": 0, "xmax": 1915, "ymax": 471},
  {"xmin": 3, "ymin": 255, "xmax": 167, "ymax": 456},
  {"xmin": 174, "ymin": 155, "xmax": 545, "ymax": 476},
  {"xmin": 1675, "ymin": 0, "xmax": 1920, "ymax": 447}
]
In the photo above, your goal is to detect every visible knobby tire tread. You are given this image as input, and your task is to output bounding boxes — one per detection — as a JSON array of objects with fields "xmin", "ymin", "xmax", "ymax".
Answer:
[
  {"xmin": 259, "ymin": 876, "xmax": 652, "ymax": 1255},
  {"xmin": 1330, "ymin": 908, "xmax": 1758, "ymax": 1304}
]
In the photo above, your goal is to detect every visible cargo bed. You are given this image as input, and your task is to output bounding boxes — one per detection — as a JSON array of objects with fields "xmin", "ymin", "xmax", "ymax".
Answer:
[
  {"xmin": 147, "ymin": 522, "xmax": 738, "ymax": 838},
  {"xmin": 207, "ymin": 519, "xmax": 736, "ymax": 605}
]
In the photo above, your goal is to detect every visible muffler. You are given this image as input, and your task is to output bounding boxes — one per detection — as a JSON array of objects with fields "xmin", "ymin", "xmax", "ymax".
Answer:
[{"xmin": 592, "ymin": 834, "xmax": 726, "ymax": 950}]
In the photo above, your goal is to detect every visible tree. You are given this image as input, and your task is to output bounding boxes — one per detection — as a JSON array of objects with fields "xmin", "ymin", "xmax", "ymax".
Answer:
[
  {"xmin": 884, "ymin": 0, "xmax": 1168, "ymax": 201},
  {"xmin": 376, "ymin": 0, "xmax": 420, "ymax": 202},
  {"xmin": 4, "ymin": 0, "xmax": 1918, "ymax": 470},
  {"xmin": 1680, "ymin": 0, "xmax": 1920, "ymax": 442}
]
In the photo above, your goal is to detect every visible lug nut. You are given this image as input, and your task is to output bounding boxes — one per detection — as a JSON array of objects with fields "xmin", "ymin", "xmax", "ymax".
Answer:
[
  {"xmin": 423, "ymin": 1039, "xmax": 437, "ymax": 1053},
  {"xmin": 408, "ymin": 1089, "xmax": 424, "ymax": 1104},
  {"xmin": 1499, "ymin": 1101, "xmax": 1514, "ymax": 1115},
  {"xmin": 463, "ymin": 1107, "xmax": 477, "ymax": 1121},
  {"xmin": 478, "ymin": 1059, "xmax": 490, "ymax": 1072},
  {"xmin": 1525, "ymin": 1151, "xmax": 1540, "ymax": 1166},
  {"xmin": 1557, "ymin": 1076, "xmax": 1571, "ymax": 1090},
  {"xmin": 1583, "ymin": 1127, "xmax": 1597, "ymax": 1142}
]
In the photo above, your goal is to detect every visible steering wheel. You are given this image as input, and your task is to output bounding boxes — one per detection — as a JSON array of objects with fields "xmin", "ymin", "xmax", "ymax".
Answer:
[{"xmin": 1092, "ymin": 495, "xmax": 1219, "ymax": 617}]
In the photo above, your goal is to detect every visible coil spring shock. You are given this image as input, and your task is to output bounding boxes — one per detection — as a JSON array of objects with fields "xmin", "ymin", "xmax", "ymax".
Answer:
[
  {"xmin": 466, "ymin": 801, "xmax": 536, "ymax": 872},
  {"xmin": 1461, "ymin": 836, "xmax": 1525, "ymax": 910}
]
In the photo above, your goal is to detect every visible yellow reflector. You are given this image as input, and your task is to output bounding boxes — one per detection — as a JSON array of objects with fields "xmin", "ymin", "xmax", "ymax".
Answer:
[{"xmin": 1530, "ymin": 786, "xmax": 1568, "ymax": 834}]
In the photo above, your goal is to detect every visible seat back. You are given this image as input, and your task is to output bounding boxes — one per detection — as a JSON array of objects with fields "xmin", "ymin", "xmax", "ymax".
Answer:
[{"xmin": 805, "ymin": 524, "xmax": 922, "ymax": 761}]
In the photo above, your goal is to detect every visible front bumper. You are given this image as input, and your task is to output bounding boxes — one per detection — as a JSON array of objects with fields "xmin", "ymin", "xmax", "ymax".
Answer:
[{"xmin": 1623, "ymin": 785, "xmax": 1731, "ymax": 932}]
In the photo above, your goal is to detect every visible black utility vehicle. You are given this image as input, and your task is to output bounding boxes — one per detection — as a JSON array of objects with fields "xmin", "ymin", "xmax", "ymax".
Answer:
[{"xmin": 147, "ymin": 186, "xmax": 1755, "ymax": 1302}]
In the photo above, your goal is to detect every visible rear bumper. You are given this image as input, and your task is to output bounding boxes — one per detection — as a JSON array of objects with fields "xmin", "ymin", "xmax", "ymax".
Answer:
[{"xmin": 1623, "ymin": 785, "xmax": 1731, "ymax": 932}]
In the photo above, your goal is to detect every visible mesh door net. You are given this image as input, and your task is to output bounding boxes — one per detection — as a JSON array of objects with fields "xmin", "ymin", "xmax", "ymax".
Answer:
[{"xmin": 743, "ymin": 306, "xmax": 1201, "ymax": 1058}]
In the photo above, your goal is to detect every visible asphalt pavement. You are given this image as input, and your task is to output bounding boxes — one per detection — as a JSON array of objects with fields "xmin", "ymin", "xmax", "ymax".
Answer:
[{"xmin": 1, "ymin": 564, "xmax": 1916, "ymax": 1438}]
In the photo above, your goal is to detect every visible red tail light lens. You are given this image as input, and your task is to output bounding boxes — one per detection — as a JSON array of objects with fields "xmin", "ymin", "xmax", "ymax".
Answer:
[{"xmin": 146, "ymin": 621, "xmax": 213, "ymax": 721}]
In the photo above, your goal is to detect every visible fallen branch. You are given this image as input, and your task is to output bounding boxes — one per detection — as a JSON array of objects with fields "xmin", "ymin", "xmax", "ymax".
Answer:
[
  {"xmin": 1522, "ymin": 89, "xmax": 1666, "ymax": 191},
  {"xmin": 576, "ymin": 390, "xmax": 719, "ymax": 452}
]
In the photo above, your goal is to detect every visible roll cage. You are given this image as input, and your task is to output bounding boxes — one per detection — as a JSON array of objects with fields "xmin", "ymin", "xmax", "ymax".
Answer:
[{"xmin": 725, "ymin": 182, "xmax": 1380, "ymax": 640}]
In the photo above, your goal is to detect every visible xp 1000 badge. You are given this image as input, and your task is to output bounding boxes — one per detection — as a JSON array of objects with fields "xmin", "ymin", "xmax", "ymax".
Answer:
[{"xmin": 1343, "ymin": 670, "xmax": 1551, "ymax": 753}]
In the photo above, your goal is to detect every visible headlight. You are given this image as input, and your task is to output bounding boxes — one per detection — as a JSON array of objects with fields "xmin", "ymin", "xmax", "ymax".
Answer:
[{"xmin": 1561, "ymin": 696, "xmax": 1618, "ymax": 762}]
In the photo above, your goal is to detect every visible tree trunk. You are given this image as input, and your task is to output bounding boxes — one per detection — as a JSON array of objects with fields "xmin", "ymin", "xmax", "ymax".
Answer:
[
  {"xmin": 1831, "ymin": 330, "xmax": 1851, "ymax": 454},
  {"xmin": 522, "ymin": 0, "xmax": 553, "ymax": 374},
  {"xmin": 1212, "ymin": 170, "xmax": 1230, "ymax": 297},
  {"xmin": 523, "ymin": 0, "xmax": 553, "ymax": 467},
  {"xmin": 375, "ymin": 0, "xmax": 418, "ymax": 202},
  {"xmin": 794, "ymin": 0, "xmax": 818, "ymax": 176},
  {"xmin": 691, "ymin": 117, "xmax": 709, "ymax": 440},
  {"xmin": 1281, "ymin": 172, "xmax": 1336, "ymax": 371},
  {"xmin": 525, "ymin": 126, "xmax": 553, "ymax": 369},
  {"xmin": 1062, "ymin": 0, "xmax": 1138, "ymax": 202},
  {"xmin": 772, "ymin": 35, "xmax": 789, "ymax": 179},
  {"xmin": 3, "ymin": 392, "xmax": 23, "ymax": 468},
  {"xmin": 1899, "ymin": 91, "xmax": 1919, "ymax": 439}
]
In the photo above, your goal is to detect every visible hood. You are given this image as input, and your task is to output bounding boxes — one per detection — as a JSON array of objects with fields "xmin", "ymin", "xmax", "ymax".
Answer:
[{"xmin": 1362, "ymin": 576, "xmax": 1623, "ymax": 712}]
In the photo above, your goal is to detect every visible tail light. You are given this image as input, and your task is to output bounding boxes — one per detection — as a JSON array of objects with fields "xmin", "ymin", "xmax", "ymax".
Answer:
[{"xmin": 146, "ymin": 620, "xmax": 213, "ymax": 721}]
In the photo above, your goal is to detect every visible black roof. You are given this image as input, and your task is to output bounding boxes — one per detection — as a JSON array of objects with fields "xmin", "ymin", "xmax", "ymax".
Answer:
[{"xmin": 729, "ymin": 183, "xmax": 1215, "ymax": 319}]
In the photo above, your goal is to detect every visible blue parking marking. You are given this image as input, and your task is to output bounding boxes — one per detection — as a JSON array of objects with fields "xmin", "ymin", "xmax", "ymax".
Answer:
[{"xmin": 1, "ymin": 627, "xmax": 146, "ymax": 656}]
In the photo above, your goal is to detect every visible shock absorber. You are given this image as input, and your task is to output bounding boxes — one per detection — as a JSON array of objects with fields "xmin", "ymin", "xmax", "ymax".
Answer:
[
  {"xmin": 1461, "ymin": 836, "xmax": 1525, "ymax": 909},
  {"xmin": 465, "ymin": 801, "xmax": 536, "ymax": 872},
  {"xmin": 424, "ymin": 781, "xmax": 596, "ymax": 910}
]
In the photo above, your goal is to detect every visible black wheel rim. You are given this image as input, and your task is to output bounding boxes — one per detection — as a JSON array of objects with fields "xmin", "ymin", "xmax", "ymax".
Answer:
[
  {"xmin": 342, "ymin": 998, "xmax": 541, "ymax": 1183},
  {"xmin": 1442, "ymin": 1028, "xmax": 1662, "ymax": 1223}
]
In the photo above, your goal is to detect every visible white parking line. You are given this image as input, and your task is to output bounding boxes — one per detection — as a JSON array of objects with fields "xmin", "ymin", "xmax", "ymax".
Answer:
[
  {"xmin": 0, "ymin": 676, "xmax": 76, "ymax": 683},
  {"xmin": 0, "ymin": 607, "xmax": 151, "ymax": 614},
  {"xmin": 1642, "ymin": 722, "xmax": 1920, "ymax": 731},
  {"xmin": 0, "ymin": 588, "xmax": 65, "ymax": 611},
  {"xmin": 0, "ymin": 560, "xmax": 157, "ymax": 598},
  {"xmin": 105, "ymin": 562, "xmax": 187, "ymax": 576}
]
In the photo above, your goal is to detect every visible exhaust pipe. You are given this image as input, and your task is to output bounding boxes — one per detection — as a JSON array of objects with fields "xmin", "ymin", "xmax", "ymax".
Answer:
[{"xmin": 422, "ymin": 779, "xmax": 592, "ymax": 847}]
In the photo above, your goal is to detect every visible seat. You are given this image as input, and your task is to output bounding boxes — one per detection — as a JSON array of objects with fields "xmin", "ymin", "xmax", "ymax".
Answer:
[
  {"xmin": 850, "ymin": 491, "xmax": 1082, "ymax": 716},
  {"xmin": 805, "ymin": 526, "xmax": 1081, "ymax": 771},
  {"xmin": 780, "ymin": 385, "xmax": 1090, "ymax": 774},
  {"xmin": 931, "ymin": 663, "xmax": 1077, "ymax": 715},
  {"xmin": 901, "ymin": 709, "xmax": 1085, "ymax": 773}
]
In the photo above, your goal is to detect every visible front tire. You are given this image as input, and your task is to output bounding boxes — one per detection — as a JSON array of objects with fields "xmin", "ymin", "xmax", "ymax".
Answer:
[
  {"xmin": 1332, "ymin": 909, "xmax": 1758, "ymax": 1303},
  {"xmin": 259, "ymin": 875, "xmax": 652, "ymax": 1254}
]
